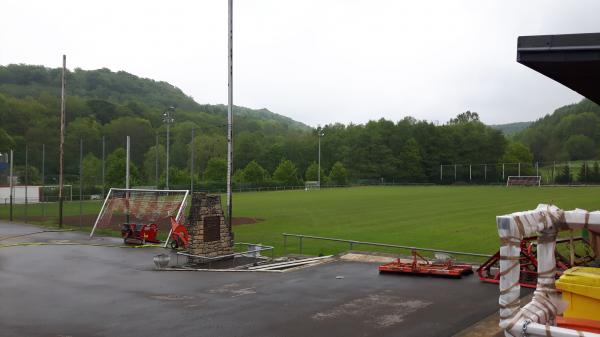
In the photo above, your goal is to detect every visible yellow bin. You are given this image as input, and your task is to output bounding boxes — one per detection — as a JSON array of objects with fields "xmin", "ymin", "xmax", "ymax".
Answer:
[{"xmin": 556, "ymin": 266, "xmax": 600, "ymax": 321}]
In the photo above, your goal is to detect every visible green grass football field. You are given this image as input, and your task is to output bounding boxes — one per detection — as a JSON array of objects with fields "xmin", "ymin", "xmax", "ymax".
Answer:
[{"xmin": 2, "ymin": 186, "xmax": 599, "ymax": 258}]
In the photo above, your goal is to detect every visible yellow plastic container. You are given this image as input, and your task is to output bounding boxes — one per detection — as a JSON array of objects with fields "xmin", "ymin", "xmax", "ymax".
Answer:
[{"xmin": 556, "ymin": 267, "xmax": 600, "ymax": 321}]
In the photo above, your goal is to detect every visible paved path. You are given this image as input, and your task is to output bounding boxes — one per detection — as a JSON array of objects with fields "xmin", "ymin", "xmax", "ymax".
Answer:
[{"xmin": 0, "ymin": 221, "xmax": 501, "ymax": 337}]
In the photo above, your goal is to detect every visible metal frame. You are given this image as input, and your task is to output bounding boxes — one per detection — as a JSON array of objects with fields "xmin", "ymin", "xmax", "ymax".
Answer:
[
  {"xmin": 176, "ymin": 242, "xmax": 274, "ymax": 269},
  {"xmin": 89, "ymin": 188, "xmax": 189, "ymax": 239},
  {"xmin": 506, "ymin": 175, "xmax": 542, "ymax": 187}
]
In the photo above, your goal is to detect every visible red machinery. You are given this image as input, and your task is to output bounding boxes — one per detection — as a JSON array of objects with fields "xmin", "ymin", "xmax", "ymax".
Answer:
[
  {"xmin": 477, "ymin": 236, "xmax": 595, "ymax": 288},
  {"xmin": 168, "ymin": 217, "xmax": 189, "ymax": 250},
  {"xmin": 379, "ymin": 250, "xmax": 474, "ymax": 278},
  {"xmin": 121, "ymin": 223, "xmax": 160, "ymax": 245}
]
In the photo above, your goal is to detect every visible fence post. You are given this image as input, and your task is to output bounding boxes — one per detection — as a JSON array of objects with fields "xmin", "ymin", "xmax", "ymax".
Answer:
[
  {"xmin": 502, "ymin": 163, "xmax": 505, "ymax": 180},
  {"xmin": 25, "ymin": 144, "xmax": 28, "ymax": 224},
  {"xmin": 283, "ymin": 235, "xmax": 287, "ymax": 255},
  {"xmin": 299, "ymin": 236, "xmax": 303, "ymax": 255},
  {"xmin": 469, "ymin": 164, "xmax": 472, "ymax": 181},
  {"xmin": 536, "ymin": 161, "xmax": 539, "ymax": 177},
  {"xmin": 102, "ymin": 136, "xmax": 106, "ymax": 198},
  {"xmin": 9, "ymin": 149, "xmax": 13, "ymax": 222},
  {"xmin": 41, "ymin": 144, "xmax": 45, "ymax": 216},
  {"xmin": 553, "ymin": 161, "xmax": 555, "ymax": 183},
  {"xmin": 79, "ymin": 138, "xmax": 83, "ymax": 228},
  {"xmin": 440, "ymin": 164, "xmax": 442, "ymax": 182},
  {"xmin": 484, "ymin": 164, "xmax": 487, "ymax": 181},
  {"xmin": 518, "ymin": 162, "xmax": 521, "ymax": 176}
]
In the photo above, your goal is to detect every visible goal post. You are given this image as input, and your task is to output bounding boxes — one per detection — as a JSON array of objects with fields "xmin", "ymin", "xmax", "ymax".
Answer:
[
  {"xmin": 305, "ymin": 181, "xmax": 320, "ymax": 190},
  {"xmin": 506, "ymin": 176, "xmax": 541, "ymax": 187},
  {"xmin": 89, "ymin": 188, "xmax": 189, "ymax": 239}
]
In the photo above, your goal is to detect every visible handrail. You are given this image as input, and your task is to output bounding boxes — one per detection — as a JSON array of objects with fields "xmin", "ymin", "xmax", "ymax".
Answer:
[{"xmin": 282, "ymin": 233, "xmax": 492, "ymax": 258}]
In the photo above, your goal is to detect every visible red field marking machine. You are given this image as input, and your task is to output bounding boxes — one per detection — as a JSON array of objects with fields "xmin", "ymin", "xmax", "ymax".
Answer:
[
  {"xmin": 379, "ymin": 250, "xmax": 474, "ymax": 278},
  {"xmin": 476, "ymin": 236, "xmax": 595, "ymax": 289},
  {"xmin": 120, "ymin": 223, "xmax": 160, "ymax": 245}
]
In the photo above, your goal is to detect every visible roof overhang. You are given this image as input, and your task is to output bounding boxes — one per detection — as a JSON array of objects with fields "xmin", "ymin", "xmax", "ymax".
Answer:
[{"xmin": 517, "ymin": 32, "xmax": 600, "ymax": 104}]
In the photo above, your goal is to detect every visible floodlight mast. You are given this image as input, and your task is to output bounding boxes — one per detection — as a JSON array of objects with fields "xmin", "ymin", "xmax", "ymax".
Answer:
[
  {"xmin": 59, "ymin": 54, "xmax": 66, "ymax": 228},
  {"xmin": 317, "ymin": 127, "xmax": 325, "ymax": 187},
  {"xmin": 163, "ymin": 106, "xmax": 175, "ymax": 190},
  {"xmin": 227, "ymin": 0, "xmax": 233, "ymax": 231}
]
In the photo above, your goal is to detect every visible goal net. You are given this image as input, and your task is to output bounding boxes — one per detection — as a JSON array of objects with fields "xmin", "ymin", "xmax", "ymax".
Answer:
[
  {"xmin": 305, "ymin": 181, "xmax": 320, "ymax": 190},
  {"xmin": 90, "ymin": 188, "xmax": 188, "ymax": 239},
  {"xmin": 506, "ymin": 176, "xmax": 541, "ymax": 187}
]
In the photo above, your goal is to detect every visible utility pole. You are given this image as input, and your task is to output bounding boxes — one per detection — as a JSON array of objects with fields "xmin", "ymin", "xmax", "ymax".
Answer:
[
  {"xmin": 42, "ymin": 144, "xmax": 45, "ymax": 215},
  {"xmin": 79, "ymin": 138, "xmax": 83, "ymax": 228},
  {"xmin": 102, "ymin": 136, "xmax": 105, "ymax": 198},
  {"xmin": 25, "ymin": 145, "xmax": 28, "ymax": 223},
  {"xmin": 155, "ymin": 133, "xmax": 159, "ymax": 188},
  {"xmin": 126, "ymin": 136, "xmax": 130, "ymax": 189},
  {"xmin": 58, "ymin": 54, "xmax": 66, "ymax": 228},
  {"xmin": 227, "ymin": 0, "xmax": 234, "ymax": 232}
]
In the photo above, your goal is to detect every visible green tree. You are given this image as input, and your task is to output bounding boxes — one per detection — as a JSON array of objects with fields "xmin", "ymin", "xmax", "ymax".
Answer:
[
  {"xmin": 273, "ymin": 159, "xmax": 300, "ymax": 185},
  {"xmin": 591, "ymin": 162, "xmax": 600, "ymax": 183},
  {"xmin": 105, "ymin": 148, "xmax": 139, "ymax": 187},
  {"xmin": 329, "ymin": 161, "xmax": 348, "ymax": 185},
  {"xmin": 103, "ymin": 117, "xmax": 154, "ymax": 165},
  {"xmin": 0, "ymin": 128, "xmax": 15, "ymax": 152},
  {"xmin": 578, "ymin": 162, "xmax": 589, "ymax": 184},
  {"xmin": 15, "ymin": 165, "xmax": 41, "ymax": 185},
  {"xmin": 242, "ymin": 160, "xmax": 268, "ymax": 185},
  {"xmin": 304, "ymin": 162, "xmax": 325, "ymax": 182},
  {"xmin": 143, "ymin": 144, "xmax": 166, "ymax": 184},
  {"xmin": 502, "ymin": 142, "xmax": 533, "ymax": 164},
  {"xmin": 397, "ymin": 138, "xmax": 424, "ymax": 182},
  {"xmin": 160, "ymin": 167, "xmax": 189, "ymax": 188},
  {"xmin": 81, "ymin": 153, "xmax": 101, "ymax": 187},
  {"xmin": 204, "ymin": 158, "xmax": 227, "ymax": 182},
  {"xmin": 565, "ymin": 135, "xmax": 595, "ymax": 160},
  {"xmin": 555, "ymin": 164, "xmax": 572, "ymax": 184}
]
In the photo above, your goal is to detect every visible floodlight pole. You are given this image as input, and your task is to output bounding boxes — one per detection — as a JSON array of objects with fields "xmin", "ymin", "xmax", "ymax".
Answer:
[
  {"xmin": 126, "ymin": 136, "xmax": 130, "ymax": 189},
  {"xmin": 155, "ymin": 133, "xmax": 159, "ymax": 188},
  {"xmin": 42, "ymin": 144, "xmax": 45, "ymax": 215},
  {"xmin": 102, "ymin": 136, "xmax": 105, "ymax": 198},
  {"xmin": 9, "ymin": 149, "xmax": 13, "ymax": 222},
  {"xmin": 163, "ymin": 107, "xmax": 175, "ymax": 190},
  {"xmin": 79, "ymin": 138, "xmax": 83, "ymax": 228},
  {"xmin": 25, "ymin": 144, "xmax": 28, "ymax": 223},
  {"xmin": 227, "ymin": 0, "xmax": 234, "ymax": 232},
  {"xmin": 317, "ymin": 127, "xmax": 324, "ymax": 187},
  {"xmin": 58, "ymin": 54, "xmax": 66, "ymax": 228}
]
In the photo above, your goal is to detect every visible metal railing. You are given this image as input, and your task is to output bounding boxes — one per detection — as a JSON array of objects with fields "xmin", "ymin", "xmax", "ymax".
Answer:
[
  {"xmin": 282, "ymin": 233, "xmax": 492, "ymax": 260},
  {"xmin": 175, "ymin": 242, "xmax": 275, "ymax": 269}
]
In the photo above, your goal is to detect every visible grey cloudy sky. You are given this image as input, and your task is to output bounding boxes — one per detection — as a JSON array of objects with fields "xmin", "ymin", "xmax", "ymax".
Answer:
[{"xmin": 1, "ymin": 1, "xmax": 599, "ymax": 126}]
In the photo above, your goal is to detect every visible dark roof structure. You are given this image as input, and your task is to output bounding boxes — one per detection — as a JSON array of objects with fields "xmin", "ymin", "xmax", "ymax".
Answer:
[{"xmin": 517, "ymin": 32, "xmax": 600, "ymax": 104}]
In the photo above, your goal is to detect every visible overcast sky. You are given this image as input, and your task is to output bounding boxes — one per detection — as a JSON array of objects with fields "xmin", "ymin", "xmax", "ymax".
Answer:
[{"xmin": 1, "ymin": 1, "xmax": 599, "ymax": 126}]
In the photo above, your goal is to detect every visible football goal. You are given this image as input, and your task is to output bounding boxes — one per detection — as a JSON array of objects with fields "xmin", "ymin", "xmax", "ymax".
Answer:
[
  {"xmin": 506, "ymin": 176, "xmax": 541, "ymax": 187},
  {"xmin": 305, "ymin": 181, "xmax": 320, "ymax": 190},
  {"xmin": 89, "ymin": 188, "xmax": 188, "ymax": 240}
]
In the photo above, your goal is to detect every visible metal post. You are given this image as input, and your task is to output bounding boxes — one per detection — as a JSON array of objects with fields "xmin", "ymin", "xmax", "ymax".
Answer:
[
  {"xmin": 126, "ymin": 136, "xmax": 130, "ymax": 189},
  {"xmin": 502, "ymin": 163, "xmax": 505, "ymax": 180},
  {"xmin": 454, "ymin": 164, "xmax": 457, "ymax": 181},
  {"xmin": 536, "ymin": 161, "xmax": 539, "ymax": 177},
  {"xmin": 25, "ymin": 144, "xmax": 28, "ymax": 223},
  {"xmin": 79, "ymin": 138, "xmax": 83, "ymax": 228},
  {"xmin": 283, "ymin": 235, "xmax": 287, "ymax": 255},
  {"xmin": 58, "ymin": 54, "xmax": 66, "ymax": 228},
  {"xmin": 9, "ymin": 149, "xmax": 13, "ymax": 222},
  {"xmin": 102, "ymin": 136, "xmax": 105, "ymax": 198},
  {"xmin": 166, "ymin": 123, "xmax": 170, "ymax": 189},
  {"xmin": 484, "ymin": 164, "xmax": 487, "ymax": 181},
  {"xmin": 226, "ymin": 0, "xmax": 234, "ymax": 234},
  {"xmin": 155, "ymin": 133, "xmax": 159, "ymax": 188},
  {"xmin": 553, "ymin": 161, "xmax": 556, "ymax": 183},
  {"xmin": 191, "ymin": 128, "xmax": 195, "ymax": 193},
  {"xmin": 518, "ymin": 162, "xmax": 521, "ymax": 176},
  {"xmin": 318, "ymin": 127, "xmax": 323, "ymax": 187},
  {"xmin": 41, "ymin": 144, "xmax": 45, "ymax": 216},
  {"xmin": 440, "ymin": 164, "xmax": 443, "ymax": 181},
  {"xmin": 299, "ymin": 236, "xmax": 303, "ymax": 255}
]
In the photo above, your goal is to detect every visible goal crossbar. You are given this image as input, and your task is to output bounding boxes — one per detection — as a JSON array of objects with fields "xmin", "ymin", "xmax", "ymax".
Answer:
[
  {"xmin": 89, "ymin": 188, "xmax": 189, "ymax": 239},
  {"xmin": 506, "ymin": 176, "xmax": 541, "ymax": 187}
]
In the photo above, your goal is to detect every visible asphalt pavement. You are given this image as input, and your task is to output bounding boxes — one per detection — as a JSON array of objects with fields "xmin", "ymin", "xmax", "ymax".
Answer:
[{"xmin": 0, "ymin": 221, "xmax": 501, "ymax": 337}]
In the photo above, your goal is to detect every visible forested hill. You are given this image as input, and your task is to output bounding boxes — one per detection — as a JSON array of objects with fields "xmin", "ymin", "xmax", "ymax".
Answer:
[
  {"xmin": 516, "ymin": 99, "xmax": 600, "ymax": 162},
  {"xmin": 0, "ymin": 63, "xmax": 531, "ymax": 189},
  {"xmin": 489, "ymin": 121, "xmax": 532, "ymax": 137}
]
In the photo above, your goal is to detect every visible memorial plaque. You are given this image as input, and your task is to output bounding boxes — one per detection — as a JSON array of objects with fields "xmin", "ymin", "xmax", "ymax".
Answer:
[{"xmin": 203, "ymin": 216, "xmax": 221, "ymax": 242}]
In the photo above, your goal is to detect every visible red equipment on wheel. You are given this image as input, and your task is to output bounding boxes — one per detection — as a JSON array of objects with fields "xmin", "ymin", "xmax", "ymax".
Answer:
[
  {"xmin": 168, "ymin": 216, "xmax": 189, "ymax": 250},
  {"xmin": 121, "ymin": 223, "xmax": 160, "ymax": 245},
  {"xmin": 476, "ymin": 236, "xmax": 595, "ymax": 289},
  {"xmin": 379, "ymin": 250, "xmax": 473, "ymax": 278}
]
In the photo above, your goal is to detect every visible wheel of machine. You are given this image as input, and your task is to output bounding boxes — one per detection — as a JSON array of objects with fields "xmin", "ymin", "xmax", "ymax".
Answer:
[{"xmin": 170, "ymin": 238, "xmax": 179, "ymax": 250}]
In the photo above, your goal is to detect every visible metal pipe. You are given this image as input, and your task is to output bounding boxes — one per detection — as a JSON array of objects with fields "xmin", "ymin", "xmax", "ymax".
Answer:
[
  {"xmin": 9, "ymin": 149, "xmax": 13, "ymax": 221},
  {"xmin": 25, "ymin": 144, "xmax": 28, "ymax": 223},
  {"xmin": 41, "ymin": 144, "xmax": 45, "ymax": 215},
  {"xmin": 79, "ymin": 138, "xmax": 83, "ymax": 228},
  {"xmin": 226, "ymin": 0, "xmax": 234, "ymax": 237},
  {"xmin": 59, "ymin": 54, "xmax": 66, "ymax": 228}
]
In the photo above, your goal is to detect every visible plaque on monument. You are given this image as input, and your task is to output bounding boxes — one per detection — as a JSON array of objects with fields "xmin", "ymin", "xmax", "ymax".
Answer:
[{"xmin": 203, "ymin": 215, "xmax": 221, "ymax": 242}]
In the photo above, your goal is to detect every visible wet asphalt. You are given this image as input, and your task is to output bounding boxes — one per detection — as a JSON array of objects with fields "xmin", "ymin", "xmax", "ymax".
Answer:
[{"xmin": 0, "ymin": 221, "xmax": 500, "ymax": 337}]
